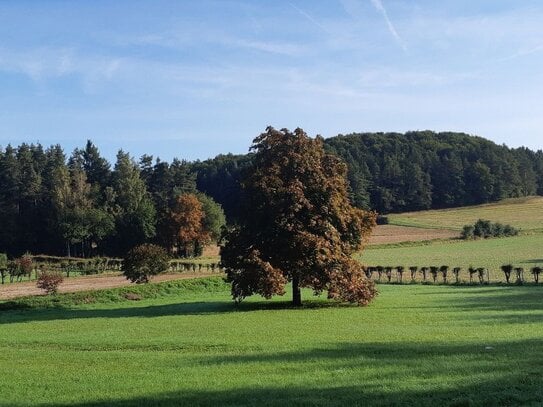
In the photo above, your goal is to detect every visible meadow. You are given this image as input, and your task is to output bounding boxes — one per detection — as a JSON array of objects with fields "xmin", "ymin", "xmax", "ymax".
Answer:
[
  {"xmin": 359, "ymin": 233, "xmax": 543, "ymax": 279},
  {"xmin": 388, "ymin": 196, "xmax": 543, "ymax": 232},
  {"xmin": 1, "ymin": 277, "xmax": 542, "ymax": 406}
]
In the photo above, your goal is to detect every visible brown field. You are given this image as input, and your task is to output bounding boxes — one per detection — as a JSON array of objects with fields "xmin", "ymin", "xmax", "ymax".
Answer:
[
  {"xmin": 368, "ymin": 225, "xmax": 459, "ymax": 245},
  {"xmin": 0, "ymin": 272, "xmax": 216, "ymax": 301}
]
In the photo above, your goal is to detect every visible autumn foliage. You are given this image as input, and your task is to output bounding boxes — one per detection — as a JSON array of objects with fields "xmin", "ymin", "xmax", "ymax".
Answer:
[
  {"xmin": 36, "ymin": 270, "xmax": 64, "ymax": 294},
  {"xmin": 221, "ymin": 127, "xmax": 377, "ymax": 306},
  {"xmin": 168, "ymin": 194, "xmax": 210, "ymax": 256}
]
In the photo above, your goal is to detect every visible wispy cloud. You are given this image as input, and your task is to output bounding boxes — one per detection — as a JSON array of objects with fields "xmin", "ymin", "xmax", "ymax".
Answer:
[
  {"xmin": 289, "ymin": 3, "xmax": 332, "ymax": 35},
  {"xmin": 369, "ymin": 0, "xmax": 407, "ymax": 51}
]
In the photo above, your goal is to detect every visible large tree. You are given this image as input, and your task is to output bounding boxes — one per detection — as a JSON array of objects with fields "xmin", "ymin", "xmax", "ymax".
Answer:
[{"xmin": 221, "ymin": 127, "xmax": 377, "ymax": 306}]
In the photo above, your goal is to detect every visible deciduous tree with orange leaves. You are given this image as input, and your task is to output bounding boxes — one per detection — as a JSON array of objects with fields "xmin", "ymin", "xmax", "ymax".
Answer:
[
  {"xmin": 169, "ymin": 193, "xmax": 209, "ymax": 257},
  {"xmin": 221, "ymin": 127, "xmax": 377, "ymax": 306}
]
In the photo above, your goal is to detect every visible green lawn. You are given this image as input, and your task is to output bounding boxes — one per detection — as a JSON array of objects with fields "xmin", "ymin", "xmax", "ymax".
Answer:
[
  {"xmin": 358, "ymin": 233, "xmax": 543, "ymax": 279},
  {"xmin": 388, "ymin": 196, "xmax": 543, "ymax": 232},
  {"xmin": 1, "ymin": 278, "xmax": 542, "ymax": 406}
]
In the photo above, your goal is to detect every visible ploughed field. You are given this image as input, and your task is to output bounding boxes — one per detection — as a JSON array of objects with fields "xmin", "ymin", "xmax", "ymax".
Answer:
[{"xmin": 0, "ymin": 277, "xmax": 542, "ymax": 406}]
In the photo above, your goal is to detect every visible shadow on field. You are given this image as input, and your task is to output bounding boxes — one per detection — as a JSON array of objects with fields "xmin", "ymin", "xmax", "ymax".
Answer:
[
  {"xmin": 525, "ymin": 258, "xmax": 543, "ymax": 264},
  {"xmin": 41, "ymin": 340, "xmax": 543, "ymax": 406},
  {"xmin": 0, "ymin": 298, "xmax": 352, "ymax": 325}
]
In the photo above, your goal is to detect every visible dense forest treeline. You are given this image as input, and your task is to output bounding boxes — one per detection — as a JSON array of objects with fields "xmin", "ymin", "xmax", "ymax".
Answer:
[
  {"xmin": 1, "ymin": 131, "xmax": 542, "ymax": 257},
  {"xmin": 194, "ymin": 131, "xmax": 543, "ymax": 216}
]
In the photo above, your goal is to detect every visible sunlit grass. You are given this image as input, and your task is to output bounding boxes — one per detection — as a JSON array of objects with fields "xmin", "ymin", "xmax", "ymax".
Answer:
[
  {"xmin": 388, "ymin": 196, "xmax": 543, "ymax": 232},
  {"xmin": 1, "ymin": 278, "xmax": 542, "ymax": 406}
]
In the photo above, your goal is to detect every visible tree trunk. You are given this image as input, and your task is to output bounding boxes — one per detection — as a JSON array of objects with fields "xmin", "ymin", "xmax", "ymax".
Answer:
[{"xmin": 292, "ymin": 275, "xmax": 302, "ymax": 306}]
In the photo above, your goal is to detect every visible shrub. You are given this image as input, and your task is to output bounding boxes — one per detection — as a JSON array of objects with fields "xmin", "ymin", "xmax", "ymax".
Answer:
[
  {"xmin": 440, "ymin": 265, "xmax": 449, "ymax": 283},
  {"xmin": 376, "ymin": 215, "xmax": 389, "ymax": 225},
  {"xmin": 0, "ymin": 253, "xmax": 7, "ymax": 284},
  {"xmin": 123, "ymin": 244, "xmax": 170, "ymax": 284},
  {"xmin": 531, "ymin": 266, "xmax": 542, "ymax": 284},
  {"xmin": 420, "ymin": 267, "xmax": 429, "ymax": 282},
  {"xmin": 468, "ymin": 267, "xmax": 477, "ymax": 283},
  {"xmin": 461, "ymin": 225, "xmax": 475, "ymax": 240},
  {"xmin": 501, "ymin": 264, "xmax": 513, "ymax": 284},
  {"xmin": 36, "ymin": 270, "xmax": 64, "ymax": 294},
  {"xmin": 396, "ymin": 266, "xmax": 405, "ymax": 283},
  {"xmin": 476, "ymin": 268, "xmax": 486, "ymax": 284},
  {"xmin": 514, "ymin": 267, "xmax": 524, "ymax": 285},
  {"xmin": 430, "ymin": 266, "xmax": 439, "ymax": 283},
  {"xmin": 462, "ymin": 219, "xmax": 519, "ymax": 240},
  {"xmin": 376, "ymin": 266, "xmax": 384, "ymax": 281},
  {"xmin": 452, "ymin": 267, "xmax": 462, "ymax": 283}
]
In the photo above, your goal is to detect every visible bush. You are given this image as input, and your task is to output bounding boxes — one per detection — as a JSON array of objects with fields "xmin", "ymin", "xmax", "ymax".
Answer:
[
  {"xmin": 0, "ymin": 253, "xmax": 7, "ymax": 284},
  {"xmin": 462, "ymin": 219, "xmax": 519, "ymax": 240},
  {"xmin": 123, "ymin": 244, "xmax": 170, "ymax": 284},
  {"xmin": 531, "ymin": 266, "xmax": 542, "ymax": 284},
  {"xmin": 36, "ymin": 270, "xmax": 64, "ymax": 294},
  {"xmin": 376, "ymin": 215, "xmax": 389, "ymax": 225},
  {"xmin": 500, "ymin": 264, "xmax": 513, "ymax": 284}
]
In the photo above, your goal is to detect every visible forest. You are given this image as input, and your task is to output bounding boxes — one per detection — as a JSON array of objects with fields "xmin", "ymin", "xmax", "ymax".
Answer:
[{"xmin": 1, "ymin": 131, "xmax": 542, "ymax": 257}]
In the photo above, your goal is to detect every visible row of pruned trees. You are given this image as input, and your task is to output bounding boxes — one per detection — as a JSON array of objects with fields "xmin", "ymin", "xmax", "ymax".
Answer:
[{"xmin": 365, "ymin": 265, "xmax": 542, "ymax": 284}]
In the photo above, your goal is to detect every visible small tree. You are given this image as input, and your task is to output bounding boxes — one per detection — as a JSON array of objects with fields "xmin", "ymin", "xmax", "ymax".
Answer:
[
  {"xmin": 501, "ymin": 264, "xmax": 513, "ymax": 284},
  {"xmin": 385, "ymin": 267, "xmax": 393, "ymax": 283},
  {"xmin": 531, "ymin": 266, "xmax": 541, "ymax": 284},
  {"xmin": 396, "ymin": 266, "xmax": 405, "ymax": 283},
  {"xmin": 420, "ymin": 267, "xmax": 429, "ymax": 282},
  {"xmin": 514, "ymin": 267, "xmax": 524, "ymax": 285},
  {"xmin": 37, "ymin": 270, "xmax": 64, "ymax": 295},
  {"xmin": 440, "ymin": 265, "xmax": 449, "ymax": 284},
  {"xmin": 376, "ymin": 266, "xmax": 384, "ymax": 282},
  {"xmin": 409, "ymin": 266, "xmax": 418, "ymax": 281},
  {"xmin": 452, "ymin": 267, "xmax": 462, "ymax": 284},
  {"xmin": 19, "ymin": 253, "xmax": 33, "ymax": 281},
  {"xmin": 0, "ymin": 253, "xmax": 7, "ymax": 284},
  {"xmin": 468, "ymin": 267, "xmax": 477, "ymax": 284},
  {"xmin": 476, "ymin": 267, "xmax": 486, "ymax": 284},
  {"xmin": 430, "ymin": 266, "xmax": 439, "ymax": 283},
  {"xmin": 123, "ymin": 244, "xmax": 170, "ymax": 284}
]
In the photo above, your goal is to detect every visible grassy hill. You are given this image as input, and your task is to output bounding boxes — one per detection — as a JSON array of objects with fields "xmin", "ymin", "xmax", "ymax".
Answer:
[{"xmin": 388, "ymin": 196, "xmax": 543, "ymax": 232}]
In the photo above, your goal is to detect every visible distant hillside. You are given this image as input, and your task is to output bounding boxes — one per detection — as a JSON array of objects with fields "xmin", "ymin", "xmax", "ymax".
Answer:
[
  {"xmin": 195, "ymin": 131, "xmax": 543, "ymax": 218},
  {"xmin": 325, "ymin": 131, "xmax": 543, "ymax": 213},
  {"xmin": 387, "ymin": 196, "xmax": 543, "ymax": 232}
]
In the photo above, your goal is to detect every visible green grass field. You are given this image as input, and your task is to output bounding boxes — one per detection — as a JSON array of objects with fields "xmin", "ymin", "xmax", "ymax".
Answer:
[
  {"xmin": 388, "ymin": 196, "xmax": 543, "ymax": 232},
  {"xmin": 358, "ymin": 233, "xmax": 543, "ymax": 279},
  {"xmin": 1, "ymin": 277, "xmax": 542, "ymax": 406}
]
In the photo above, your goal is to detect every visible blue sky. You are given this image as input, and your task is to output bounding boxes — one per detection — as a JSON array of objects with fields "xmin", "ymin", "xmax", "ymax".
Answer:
[{"xmin": 0, "ymin": 0, "xmax": 542, "ymax": 161}]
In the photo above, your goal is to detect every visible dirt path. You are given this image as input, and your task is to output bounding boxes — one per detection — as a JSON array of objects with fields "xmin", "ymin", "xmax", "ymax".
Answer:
[
  {"xmin": 368, "ymin": 225, "xmax": 459, "ymax": 245},
  {"xmin": 0, "ymin": 272, "xmax": 219, "ymax": 301}
]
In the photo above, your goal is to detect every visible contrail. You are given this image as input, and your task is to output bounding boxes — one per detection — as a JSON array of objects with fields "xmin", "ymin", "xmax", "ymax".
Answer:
[
  {"xmin": 370, "ymin": 0, "xmax": 407, "ymax": 51},
  {"xmin": 289, "ymin": 3, "xmax": 332, "ymax": 35}
]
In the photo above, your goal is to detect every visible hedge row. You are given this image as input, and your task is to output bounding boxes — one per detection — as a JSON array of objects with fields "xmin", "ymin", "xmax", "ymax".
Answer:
[{"xmin": 364, "ymin": 265, "xmax": 542, "ymax": 284}]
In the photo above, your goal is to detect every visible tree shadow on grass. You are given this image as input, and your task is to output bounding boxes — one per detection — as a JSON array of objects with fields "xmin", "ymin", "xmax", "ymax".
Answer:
[
  {"xmin": 39, "ymin": 339, "xmax": 543, "ymax": 407},
  {"xmin": 524, "ymin": 258, "xmax": 543, "ymax": 264},
  {"xmin": 0, "ymin": 298, "xmax": 354, "ymax": 325}
]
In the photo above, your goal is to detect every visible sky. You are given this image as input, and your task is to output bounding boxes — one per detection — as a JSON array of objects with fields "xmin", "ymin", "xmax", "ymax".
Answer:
[{"xmin": 0, "ymin": 0, "xmax": 542, "ymax": 162}]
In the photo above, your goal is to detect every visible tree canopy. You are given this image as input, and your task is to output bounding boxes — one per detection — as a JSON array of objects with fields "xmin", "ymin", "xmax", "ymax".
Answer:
[{"xmin": 220, "ymin": 127, "xmax": 377, "ymax": 306}]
